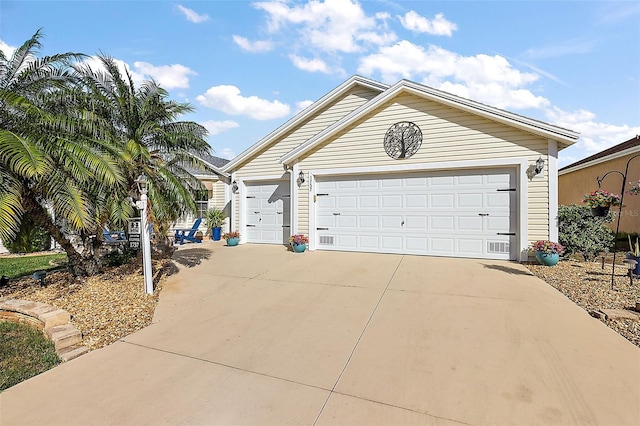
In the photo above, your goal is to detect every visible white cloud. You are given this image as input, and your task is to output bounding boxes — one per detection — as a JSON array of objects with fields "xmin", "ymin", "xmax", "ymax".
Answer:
[
  {"xmin": 546, "ymin": 106, "xmax": 640, "ymax": 165},
  {"xmin": 0, "ymin": 40, "xmax": 16, "ymax": 58},
  {"xmin": 177, "ymin": 4, "xmax": 209, "ymax": 23},
  {"xmin": 196, "ymin": 85, "xmax": 291, "ymax": 120},
  {"xmin": 78, "ymin": 56, "xmax": 146, "ymax": 87},
  {"xmin": 289, "ymin": 55, "xmax": 331, "ymax": 73},
  {"xmin": 254, "ymin": 0, "xmax": 386, "ymax": 53},
  {"xmin": 398, "ymin": 11, "xmax": 457, "ymax": 36},
  {"xmin": 358, "ymin": 41, "xmax": 549, "ymax": 110},
  {"xmin": 295, "ymin": 100, "xmax": 314, "ymax": 113},
  {"xmin": 523, "ymin": 39, "xmax": 595, "ymax": 59},
  {"xmin": 133, "ymin": 62, "xmax": 196, "ymax": 89},
  {"xmin": 216, "ymin": 147, "xmax": 237, "ymax": 160},
  {"xmin": 232, "ymin": 35, "xmax": 274, "ymax": 53},
  {"xmin": 201, "ymin": 120, "xmax": 240, "ymax": 136}
]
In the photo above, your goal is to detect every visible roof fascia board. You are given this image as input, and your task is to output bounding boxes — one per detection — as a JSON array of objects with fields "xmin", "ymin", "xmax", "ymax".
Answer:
[
  {"xmin": 558, "ymin": 144, "xmax": 640, "ymax": 175},
  {"xmin": 222, "ymin": 75, "xmax": 388, "ymax": 172},
  {"xmin": 280, "ymin": 80, "xmax": 579, "ymax": 164}
]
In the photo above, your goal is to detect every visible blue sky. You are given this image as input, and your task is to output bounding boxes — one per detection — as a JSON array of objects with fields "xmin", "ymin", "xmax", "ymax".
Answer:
[{"xmin": 1, "ymin": 0, "xmax": 638, "ymax": 167}]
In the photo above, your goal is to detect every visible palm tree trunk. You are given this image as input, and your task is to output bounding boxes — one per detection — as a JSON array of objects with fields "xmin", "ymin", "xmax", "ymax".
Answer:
[{"xmin": 21, "ymin": 191, "xmax": 102, "ymax": 276}]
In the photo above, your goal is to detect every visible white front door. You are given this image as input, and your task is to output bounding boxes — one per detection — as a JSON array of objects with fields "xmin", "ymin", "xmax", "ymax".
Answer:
[
  {"xmin": 245, "ymin": 181, "xmax": 290, "ymax": 244},
  {"xmin": 315, "ymin": 169, "xmax": 516, "ymax": 260}
]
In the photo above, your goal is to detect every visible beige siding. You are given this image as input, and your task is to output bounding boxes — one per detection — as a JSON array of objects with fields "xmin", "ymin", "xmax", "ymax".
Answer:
[
  {"xmin": 298, "ymin": 93, "xmax": 552, "ymax": 244},
  {"xmin": 234, "ymin": 87, "xmax": 380, "ymax": 178},
  {"xmin": 230, "ymin": 86, "xmax": 380, "ymax": 231}
]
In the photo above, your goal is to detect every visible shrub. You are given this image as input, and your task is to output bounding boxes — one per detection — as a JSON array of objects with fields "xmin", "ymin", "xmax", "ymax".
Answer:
[
  {"xmin": 558, "ymin": 204, "xmax": 614, "ymax": 261},
  {"xmin": 5, "ymin": 216, "xmax": 51, "ymax": 254}
]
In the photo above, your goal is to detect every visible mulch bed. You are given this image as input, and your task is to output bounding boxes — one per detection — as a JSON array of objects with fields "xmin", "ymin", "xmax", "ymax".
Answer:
[
  {"xmin": 0, "ymin": 257, "xmax": 173, "ymax": 350},
  {"xmin": 526, "ymin": 256, "xmax": 640, "ymax": 348}
]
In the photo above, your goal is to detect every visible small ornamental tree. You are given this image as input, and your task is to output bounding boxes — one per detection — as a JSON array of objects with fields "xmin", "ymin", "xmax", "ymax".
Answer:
[{"xmin": 558, "ymin": 204, "xmax": 615, "ymax": 261}]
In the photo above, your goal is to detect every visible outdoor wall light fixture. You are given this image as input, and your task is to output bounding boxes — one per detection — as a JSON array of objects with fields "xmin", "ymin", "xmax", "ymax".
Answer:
[
  {"xmin": 231, "ymin": 180, "xmax": 238, "ymax": 193},
  {"xmin": 298, "ymin": 170, "xmax": 305, "ymax": 184},
  {"xmin": 534, "ymin": 156, "xmax": 545, "ymax": 175},
  {"xmin": 135, "ymin": 174, "xmax": 148, "ymax": 194}
]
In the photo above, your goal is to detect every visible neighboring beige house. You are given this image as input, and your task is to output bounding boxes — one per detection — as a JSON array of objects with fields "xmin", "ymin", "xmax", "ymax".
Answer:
[
  {"xmin": 217, "ymin": 76, "xmax": 579, "ymax": 261},
  {"xmin": 559, "ymin": 135, "xmax": 640, "ymax": 234}
]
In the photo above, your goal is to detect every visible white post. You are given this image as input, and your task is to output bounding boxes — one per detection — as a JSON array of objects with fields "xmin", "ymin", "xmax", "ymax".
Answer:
[{"xmin": 138, "ymin": 177, "xmax": 154, "ymax": 295}]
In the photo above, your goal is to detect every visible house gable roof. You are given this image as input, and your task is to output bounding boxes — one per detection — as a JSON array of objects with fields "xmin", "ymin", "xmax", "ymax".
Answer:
[
  {"xmin": 280, "ymin": 79, "xmax": 580, "ymax": 164},
  {"xmin": 559, "ymin": 135, "xmax": 640, "ymax": 174},
  {"xmin": 222, "ymin": 75, "xmax": 389, "ymax": 172},
  {"xmin": 190, "ymin": 152, "xmax": 230, "ymax": 178}
]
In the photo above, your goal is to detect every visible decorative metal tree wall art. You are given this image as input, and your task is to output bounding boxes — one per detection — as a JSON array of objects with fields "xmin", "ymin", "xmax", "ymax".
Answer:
[{"xmin": 384, "ymin": 121, "xmax": 422, "ymax": 159}]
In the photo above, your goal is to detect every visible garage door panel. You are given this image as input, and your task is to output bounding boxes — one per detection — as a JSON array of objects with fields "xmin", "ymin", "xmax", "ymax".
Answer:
[
  {"xmin": 360, "ymin": 195, "xmax": 379, "ymax": 208},
  {"xmin": 406, "ymin": 237, "xmax": 428, "ymax": 251},
  {"xmin": 404, "ymin": 216, "xmax": 427, "ymax": 230},
  {"xmin": 382, "ymin": 195, "xmax": 402, "ymax": 208},
  {"xmin": 457, "ymin": 193, "xmax": 484, "ymax": 208},
  {"xmin": 338, "ymin": 215, "xmax": 357, "ymax": 228},
  {"xmin": 431, "ymin": 216, "xmax": 455, "ymax": 231},
  {"xmin": 457, "ymin": 216, "xmax": 484, "ymax": 231},
  {"xmin": 431, "ymin": 238, "xmax": 455, "ymax": 252},
  {"xmin": 487, "ymin": 192, "xmax": 510, "ymax": 208},
  {"xmin": 359, "ymin": 216, "xmax": 379, "ymax": 228},
  {"xmin": 457, "ymin": 238, "xmax": 485, "ymax": 254},
  {"xmin": 316, "ymin": 169, "xmax": 515, "ymax": 260},
  {"xmin": 381, "ymin": 236, "xmax": 402, "ymax": 250},
  {"xmin": 381, "ymin": 215, "xmax": 402, "ymax": 228},
  {"xmin": 406, "ymin": 194, "xmax": 428, "ymax": 208},
  {"xmin": 430, "ymin": 194, "xmax": 454, "ymax": 208},
  {"xmin": 431, "ymin": 176, "xmax": 455, "ymax": 186},
  {"xmin": 458, "ymin": 175, "xmax": 484, "ymax": 185},
  {"xmin": 338, "ymin": 196, "xmax": 357, "ymax": 209}
]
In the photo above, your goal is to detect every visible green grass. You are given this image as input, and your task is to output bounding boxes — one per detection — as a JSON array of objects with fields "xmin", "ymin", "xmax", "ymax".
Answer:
[
  {"xmin": 0, "ymin": 321, "xmax": 61, "ymax": 391},
  {"xmin": 0, "ymin": 253, "xmax": 67, "ymax": 279}
]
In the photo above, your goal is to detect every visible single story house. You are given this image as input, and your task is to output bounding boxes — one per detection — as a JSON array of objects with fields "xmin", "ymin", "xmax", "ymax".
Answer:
[
  {"xmin": 208, "ymin": 76, "xmax": 579, "ymax": 261},
  {"xmin": 171, "ymin": 153, "xmax": 231, "ymax": 232},
  {"xmin": 559, "ymin": 135, "xmax": 640, "ymax": 234}
]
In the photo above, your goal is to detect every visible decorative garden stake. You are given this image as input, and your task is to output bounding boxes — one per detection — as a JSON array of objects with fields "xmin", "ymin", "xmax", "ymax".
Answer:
[{"xmin": 594, "ymin": 151, "xmax": 640, "ymax": 289}]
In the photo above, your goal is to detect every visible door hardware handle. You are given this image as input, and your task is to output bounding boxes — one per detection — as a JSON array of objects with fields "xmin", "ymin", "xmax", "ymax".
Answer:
[
  {"xmin": 333, "ymin": 213, "xmax": 341, "ymax": 215},
  {"xmin": 478, "ymin": 213, "xmax": 489, "ymax": 216}
]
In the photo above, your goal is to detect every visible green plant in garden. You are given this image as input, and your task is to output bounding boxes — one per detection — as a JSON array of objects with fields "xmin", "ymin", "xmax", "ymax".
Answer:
[
  {"xmin": 558, "ymin": 204, "xmax": 614, "ymax": 261},
  {"xmin": 205, "ymin": 208, "xmax": 226, "ymax": 233},
  {"xmin": 0, "ymin": 321, "xmax": 61, "ymax": 391},
  {"xmin": 5, "ymin": 215, "xmax": 51, "ymax": 253},
  {"xmin": 629, "ymin": 235, "xmax": 640, "ymax": 257}
]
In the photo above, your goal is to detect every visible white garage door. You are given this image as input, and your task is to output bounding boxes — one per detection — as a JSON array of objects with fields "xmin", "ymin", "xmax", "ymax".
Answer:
[
  {"xmin": 315, "ymin": 169, "xmax": 516, "ymax": 260},
  {"xmin": 245, "ymin": 181, "xmax": 290, "ymax": 244}
]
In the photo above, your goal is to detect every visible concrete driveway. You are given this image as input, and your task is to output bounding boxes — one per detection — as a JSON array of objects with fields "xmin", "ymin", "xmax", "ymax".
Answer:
[{"xmin": 1, "ymin": 243, "xmax": 639, "ymax": 425}]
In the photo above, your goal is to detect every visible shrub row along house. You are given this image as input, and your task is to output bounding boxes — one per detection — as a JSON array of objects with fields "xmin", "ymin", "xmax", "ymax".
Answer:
[{"xmin": 177, "ymin": 75, "xmax": 580, "ymax": 262}]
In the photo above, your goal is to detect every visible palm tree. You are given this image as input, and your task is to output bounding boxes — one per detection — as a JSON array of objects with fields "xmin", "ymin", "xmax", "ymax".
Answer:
[
  {"xmin": 76, "ymin": 56, "xmax": 215, "ymax": 253},
  {"xmin": 0, "ymin": 30, "xmax": 123, "ymax": 276}
]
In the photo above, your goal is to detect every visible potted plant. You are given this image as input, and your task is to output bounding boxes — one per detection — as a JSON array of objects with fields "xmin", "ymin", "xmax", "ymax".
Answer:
[
  {"xmin": 627, "ymin": 235, "xmax": 640, "ymax": 276},
  {"xmin": 628, "ymin": 179, "xmax": 640, "ymax": 196},
  {"xmin": 289, "ymin": 234, "xmax": 309, "ymax": 253},
  {"xmin": 531, "ymin": 240, "xmax": 565, "ymax": 266},
  {"xmin": 223, "ymin": 231, "xmax": 240, "ymax": 247},
  {"xmin": 582, "ymin": 189, "xmax": 622, "ymax": 216},
  {"xmin": 205, "ymin": 208, "xmax": 226, "ymax": 241}
]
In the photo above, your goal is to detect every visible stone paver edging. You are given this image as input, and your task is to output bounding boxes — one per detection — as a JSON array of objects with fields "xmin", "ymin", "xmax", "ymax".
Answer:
[{"xmin": 0, "ymin": 298, "xmax": 88, "ymax": 362}]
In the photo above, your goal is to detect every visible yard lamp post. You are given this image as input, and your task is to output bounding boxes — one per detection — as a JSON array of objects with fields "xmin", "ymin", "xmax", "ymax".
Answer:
[{"xmin": 136, "ymin": 175, "xmax": 154, "ymax": 295}]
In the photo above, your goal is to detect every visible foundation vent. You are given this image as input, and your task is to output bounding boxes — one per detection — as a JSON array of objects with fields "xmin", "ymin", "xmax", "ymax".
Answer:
[
  {"xmin": 319, "ymin": 235, "xmax": 335, "ymax": 246},
  {"xmin": 488, "ymin": 241, "xmax": 510, "ymax": 254}
]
